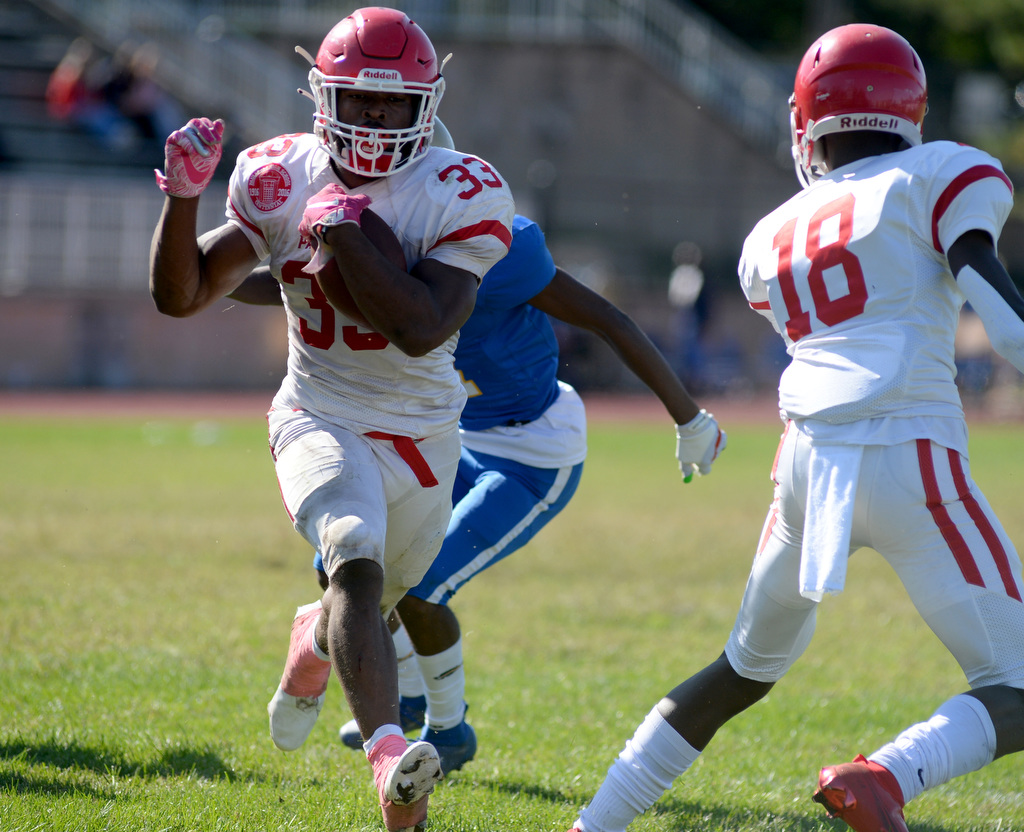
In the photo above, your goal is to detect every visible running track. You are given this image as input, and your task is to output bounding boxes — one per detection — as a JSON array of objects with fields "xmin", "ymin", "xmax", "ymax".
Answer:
[{"xmin": 0, "ymin": 390, "xmax": 783, "ymax": 425}]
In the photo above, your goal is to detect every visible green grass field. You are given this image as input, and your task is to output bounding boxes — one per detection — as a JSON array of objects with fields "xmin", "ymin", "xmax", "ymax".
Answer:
[{"xmin": 2, "ymin": 411, "xmax": 1024, "ymax": 832}]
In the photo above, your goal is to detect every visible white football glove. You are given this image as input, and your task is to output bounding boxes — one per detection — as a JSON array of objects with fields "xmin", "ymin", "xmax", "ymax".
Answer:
[{"xmin": 675, "ymin": 409, "xmax": 726, "ymax": 483}]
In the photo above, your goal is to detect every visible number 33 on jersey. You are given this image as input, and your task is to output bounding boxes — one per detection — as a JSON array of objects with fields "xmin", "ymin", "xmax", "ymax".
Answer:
[{"xmin": 225, "ymin": 131, "xmax": 514, "ymax": 437}]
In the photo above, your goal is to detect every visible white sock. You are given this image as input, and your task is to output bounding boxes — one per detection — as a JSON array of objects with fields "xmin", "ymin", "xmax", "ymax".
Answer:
[
  {"xmin": 416, "ymin": 640, "xmax": 466, "ymax": 730},
  {"xmin": 310, "ymin": 622, "xmax": 330, "ymax": 662},
  {"xmin": 362, "ymin": 723, "xmax": 406, "ymax": 756},
  {"xmin": 868, "ymin": 694, "xmax": 997, "ymax": 804},
  {"xmin": 392, "ymin": 624, "xmax": 426, "ymax": 699},
  {"xmin": 575, "ymin": 707, "xmax": 700, "ymax": 832}
]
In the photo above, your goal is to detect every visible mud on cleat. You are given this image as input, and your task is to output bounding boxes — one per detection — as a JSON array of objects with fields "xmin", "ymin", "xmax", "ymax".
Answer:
[
  {"xmin": 268, "ymin": 688, "xmax": 326, "ymax": 751},
  {"xmin": 375, "ymin": 740, "xmax": 444, "ymax": 832},
  {"xmin": 268, "ymin": 600, "xmax": 331, "ymax": 751},
  {"xmin": 385, "ymin": 740, "xmax": 443, "ymax": 805}
]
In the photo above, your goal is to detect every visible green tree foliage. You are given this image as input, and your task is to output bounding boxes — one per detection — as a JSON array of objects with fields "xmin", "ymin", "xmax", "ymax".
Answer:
[
  {"xmin": 865, "ymin": 0, "xmax": 1024, "ymax": 76},
  {"xmin": 687, "ymin": 1, "xmax": 1024, "ymax": 181},
  {"xmin": 687, "ymin": 0, "xmax": 1024, "ymax": 77}
]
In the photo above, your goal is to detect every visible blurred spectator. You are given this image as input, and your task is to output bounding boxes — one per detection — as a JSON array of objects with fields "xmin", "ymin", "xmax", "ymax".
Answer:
[
  {"xmin": 955, "ymin": 305, "xmax": 995, "ymax": 402},
  {"xmin": 99, "ymin": 41, "xmax": 183, "ymax": 147},
  {"xmin": 46, "ymin": 37, "xmax": 91, "ymax": 121},
  {"xmin": 46, "ymin": 38, "xmax": 136, "ymax": 152},
  {"xmin": 667, "ymin": 240, "xmax": 706, "ymax": 388},
  {"xmin": 47, "ymin": 38, "xmax": 181, "ymax": 162}
]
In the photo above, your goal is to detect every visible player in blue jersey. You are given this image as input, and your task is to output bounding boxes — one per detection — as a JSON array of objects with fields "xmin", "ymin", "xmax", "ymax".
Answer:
[
  {"xmin": 234, "ymin": 211, "xmax": 726, "ymax": 775},
  {"xmin": 339, "ymin": 211, "xmax": 725, "ymax": 772}
]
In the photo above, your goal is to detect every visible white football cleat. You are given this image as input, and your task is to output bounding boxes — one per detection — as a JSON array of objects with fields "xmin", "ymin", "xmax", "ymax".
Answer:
[
  {"xmin": 384, "ymin": 740, "xmax": 443, "ymax": 805},
  {"xmin": 268, "ymin": 686, "xmax": 326, "ymax": 751}
]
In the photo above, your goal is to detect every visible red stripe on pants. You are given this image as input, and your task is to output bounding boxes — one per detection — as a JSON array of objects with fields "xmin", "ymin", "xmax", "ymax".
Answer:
[
  {"xmin": 946, "ymin": 447, "xmax": 1022, "ymax": 602},
  {"xmin": 917, "ymin": 439, "xmax": 985, "ymax": 588},
  {"xmin": 364, "ymin": 431, "xmax": 439, "ymax": 488}
]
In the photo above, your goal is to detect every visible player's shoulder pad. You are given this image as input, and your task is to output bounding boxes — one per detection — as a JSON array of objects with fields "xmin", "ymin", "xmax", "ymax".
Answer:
[
  {"xmin": 905, "ymin": 140, "xmax": 1007, "ymax": 180},
  {"xmin": 505, "ymin": 215, "xmax": 551, "ymax": 263},
  {"xmin": 420, "ymin": 146, "xmax": 509, "ymax": 182},
  {"xmin": 233, "ymin": 133, "xmax": 320, "ymax": 186}
]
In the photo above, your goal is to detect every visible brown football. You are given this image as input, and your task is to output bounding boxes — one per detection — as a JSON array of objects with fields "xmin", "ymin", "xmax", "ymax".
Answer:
[{"xmin": 316, "ymin": 207, "xmax": 407, "ymax": 329}]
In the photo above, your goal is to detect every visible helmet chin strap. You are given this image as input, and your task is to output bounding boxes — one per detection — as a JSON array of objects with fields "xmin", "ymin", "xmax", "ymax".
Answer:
[
  {"xmin": 335, "ymin": 125, "xmax": 423, "ymax": 177},
  {"xmin": 792, "ymin": 144, "xmax": 815, "ymax": 190},
  {"xmin": 790, "ymin": 103, "xmax": 817, "ymax": 190}
]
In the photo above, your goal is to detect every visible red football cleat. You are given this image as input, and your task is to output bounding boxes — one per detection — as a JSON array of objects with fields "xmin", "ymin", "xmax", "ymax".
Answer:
[{"xmin": 813, "ymin": 754, "xmax": 908, "ymax": 832}]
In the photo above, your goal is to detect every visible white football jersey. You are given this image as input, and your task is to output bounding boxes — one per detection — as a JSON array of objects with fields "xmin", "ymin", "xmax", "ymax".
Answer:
[
  {"xmin": 740, "ymin": 141, "xmax": 1013, "ymax": 440},
  {"xmin": 225, "ymin": 133, "xmax": 514, "ymax": 438}
]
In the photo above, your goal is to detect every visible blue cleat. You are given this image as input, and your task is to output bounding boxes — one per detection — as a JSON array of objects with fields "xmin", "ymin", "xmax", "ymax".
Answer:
[
  {"xmin": 339, "ymin": 694, "xmax": 428, "ymax": 750},
  {"xmin": 398, "ymin": 695, "xmax": 428, "ymax": 733},
  {"xmin": 419, "ymin": 719, "xmax": 477, "ymax": 774}
]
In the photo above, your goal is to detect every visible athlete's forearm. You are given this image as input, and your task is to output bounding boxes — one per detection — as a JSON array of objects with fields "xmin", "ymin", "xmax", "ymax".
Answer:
[
  {"xmin": 322, "ymin": 223, "xmax": 476, "ymax": 356},
  {"xmin": 958, "ymin": 265, "xmax": 1024, "ymax": 375},
  {"xmin": 230, "ymin": 266, "xmax": 283, "ymax": 306},
  {"xmin": 150, "ymin": 196, "xmax": 206, "ymax": 317},
  {"xmin": 596, "ymin": 315, "xmax": 701, "ymax": 425}
]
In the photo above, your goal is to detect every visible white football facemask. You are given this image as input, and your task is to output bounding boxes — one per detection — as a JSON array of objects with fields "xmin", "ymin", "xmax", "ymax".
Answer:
[{"xmin": 308, "ymin": 68, "xmax": 445, "ymax": 177}]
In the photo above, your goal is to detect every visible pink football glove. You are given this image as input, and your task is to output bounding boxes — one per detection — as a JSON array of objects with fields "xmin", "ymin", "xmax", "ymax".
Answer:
[
  {"xmin": 298, "ymin": 185, "xmax": 372, "ymax": 274},
  {"xmin": 154, "ymin": 117, "xmax": 224, "ymax": 198},
  {"xmin": 675, "ymin": 410, "xmax": 726, "ymax": 483}
]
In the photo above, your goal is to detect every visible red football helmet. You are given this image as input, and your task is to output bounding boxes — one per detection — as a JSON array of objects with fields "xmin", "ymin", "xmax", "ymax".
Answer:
[
  {"xmin": 306, "ymin": 7, "xmax": 445, "ymax": 177},
  {"xmin": 790, "ymin": 24, "xmax": 927, "ymax": 187}
]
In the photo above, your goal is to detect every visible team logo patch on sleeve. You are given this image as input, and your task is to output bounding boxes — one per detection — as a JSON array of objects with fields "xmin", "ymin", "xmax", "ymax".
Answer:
[{"xmin": 248, "ymin": 164, "xmax": 292, "ymax": 212}]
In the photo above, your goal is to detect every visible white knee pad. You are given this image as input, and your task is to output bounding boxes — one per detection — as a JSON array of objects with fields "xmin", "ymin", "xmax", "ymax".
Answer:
[{"xmin": 319, "ymin": 515, "xmax": 383, "ymax": 578}]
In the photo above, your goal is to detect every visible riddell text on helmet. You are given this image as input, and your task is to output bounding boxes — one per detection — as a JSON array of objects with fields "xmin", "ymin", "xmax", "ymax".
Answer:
[
  {"xmin": 358, "ymin": 69, "xmax": 402, "ymax": 81},
  {"xmin": 839, "ymin": 115, "xmax": 901, "ymax": 130}
]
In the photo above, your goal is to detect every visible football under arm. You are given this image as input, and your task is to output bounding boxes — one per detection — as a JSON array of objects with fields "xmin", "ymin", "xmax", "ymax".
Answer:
[
  {"xmin": 949, "ymin": 230, "xmax": 1024, "ymax": 375},
  {"xmin": 229, "ymin": 266, "xmax": 283, "ymax": 306}
]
